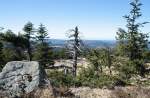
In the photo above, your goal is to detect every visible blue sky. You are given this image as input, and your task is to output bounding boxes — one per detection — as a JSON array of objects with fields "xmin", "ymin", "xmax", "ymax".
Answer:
[{"xmin": 0, "ymin": 0, "xmax": 150, "ymax": 40}]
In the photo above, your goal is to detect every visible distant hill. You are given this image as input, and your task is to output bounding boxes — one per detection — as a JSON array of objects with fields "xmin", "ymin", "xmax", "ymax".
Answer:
[{"xmin": 48, "ymin": 39, "xmax": 117, "ymax": 48}]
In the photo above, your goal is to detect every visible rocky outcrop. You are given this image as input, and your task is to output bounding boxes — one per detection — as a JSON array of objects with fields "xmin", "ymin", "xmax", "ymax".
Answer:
[{"xmin": 0, "ymin": 61, "xmax": 54, "ymax": 98}]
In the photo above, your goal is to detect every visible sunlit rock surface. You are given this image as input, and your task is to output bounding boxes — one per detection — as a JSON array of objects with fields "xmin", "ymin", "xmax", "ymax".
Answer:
[{"xmin": 0, "ymin": 61, "xmax": 54, "ymax": 98}]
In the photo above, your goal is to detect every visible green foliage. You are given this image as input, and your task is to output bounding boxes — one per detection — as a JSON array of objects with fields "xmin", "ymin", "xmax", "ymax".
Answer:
[
  {"xmin": 0, "ymin": 42, "xmax": 4, "ymax": 71},
  {"xmin": 0, "ymin": 30, "xmax": 28, "ymax": 49},
  {"xmin": 33, "ymin": 24, "xmax": 54, "ymax": 67},
  {"xmin": 47, "ymin": 66, "xmax": 117, "ymax": 88},
  {"xmin": 0, "ymin": 31, "xmax": 6, "ymax": 71},
  {"xmin": 116, "ymin": 0, "xmax": 149, "ymax": 76},
  {"xmin": 77, "ymin": 67, "xmax": 115, "ymax": 88},
  {"xmin": 23, "ymin": 22, "xmax": 34, "ymax": 61},
  {"xmin": 23, "ymin": 22, "xmax": 34, "ymax": 35},
  {"xmin": 47, "ymin": 70, "xmax": 81, "ymax": 87},
  {"xmin": 112, "ymin": 56, "xmax": 141, "ymax": 84},
  {"xmin": 0, "ymin": 30, "xmax": 26, "ymax": 68},
  {"xmin": 0, "ymin": 30, "xmax": 27, "ymax": 60},
  {"xmin": 142, "ymin": 50, "xmax": 150, "ymax": 61},
  {"xmin": 87, "ymin": 48, "xmax": 113, "ymax": 74},
  {"xmin": 0, "ymin": 22, "xmax": 54, "ymax": 67},
  {"xmin": 2, "ymin": 48, "xmax": 22, "ymax": 62},
  {"xmin": 118, "ymin": 60, "xmax": 137, "ymax": 79},
  {"xmin": 52, "ymin": 48, "xmax": 70, "ymax": 59},
  {"xmin": 102, "ymin": 47, "xmax": 113, "ymax": 74},
  {"xmin": 36, "ymin": 24, "xmax": 48, "ymax": 43},
  {"xmin": 115, "ymin": 28, "xmax": 128, "ymax": 57},
  {"xmin": 116, "ymin": 0, "xmax": 149, "ymax": 60},
  {"xmin": 87, "ymin": 49, "xmax": 104, "ymax": 72},
  {"xmin": 33, "ymin": 42, "xmax": 54, "ymax": 67}
]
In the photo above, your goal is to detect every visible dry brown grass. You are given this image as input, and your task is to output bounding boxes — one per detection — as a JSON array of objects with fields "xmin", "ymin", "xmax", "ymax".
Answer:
[
  {"xmin": 53, "ymin": 86, "xmax": 75, "ymax": 98},
  {"xmin": 111, "ymin": 86, "xmax": 150, "ymax": 98},
  {"xmin": 21, "ymin": 87, "xmax": 55, "ymax": 98},
  {"xmin": 0, "ymin": 87, "xmax": 55, "ymax": 98},
  {"xmin": 1, "ymin": 86, "xmax": 150, "ymax": 98},
  {"xmin": 0, "ymin": 91, "xmax": 9, "ymax": 98}
]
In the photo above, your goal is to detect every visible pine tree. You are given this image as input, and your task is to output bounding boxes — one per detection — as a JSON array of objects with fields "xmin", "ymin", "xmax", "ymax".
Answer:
[
  {"xmin": 116, "ymin": 0, "xmax": 149, "ymax": 76},
  {"xmin": 23, "ymin": 22, "xmax": 34, "ymax": 61}
]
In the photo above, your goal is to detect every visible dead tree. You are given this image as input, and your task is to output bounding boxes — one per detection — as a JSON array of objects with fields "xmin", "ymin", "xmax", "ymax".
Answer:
[{"xmin": 67, "ymin": 26, "xmax": 83, "ymax": 77}]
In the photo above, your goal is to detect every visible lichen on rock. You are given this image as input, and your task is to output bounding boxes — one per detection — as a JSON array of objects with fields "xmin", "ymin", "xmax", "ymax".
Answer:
[{"xmin": 0, "ymin": 61, "xmax": 54, "ymax": 98}]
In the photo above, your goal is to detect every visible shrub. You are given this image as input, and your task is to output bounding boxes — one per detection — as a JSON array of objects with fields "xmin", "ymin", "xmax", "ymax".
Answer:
[
  {"xmin": 33, "ymin": 43, "xmax": 54, "ymax": 67},
  {"xmin": 47, "ymin": 70, "xmax": 81, "ymax": 87},
  {"xmin": 77, "ymin": 67, "xmax": 116, "ymax": 88},
  {"xmin": 118, "ymin": 61, "xmax": 137, "ymax": 79}
]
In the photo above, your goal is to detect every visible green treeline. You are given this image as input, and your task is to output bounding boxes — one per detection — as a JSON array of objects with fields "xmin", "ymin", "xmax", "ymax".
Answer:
[{"xmin": 0, "ymin": 22, "xmax": 54, "ymax": 69}]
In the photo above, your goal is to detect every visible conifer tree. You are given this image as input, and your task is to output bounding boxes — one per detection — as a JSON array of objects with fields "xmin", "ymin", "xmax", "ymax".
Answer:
[
  {"xmin": 0, "ymin": 30, "xmax": 28, "ymax": 60},
  {"xmin": 36, "ymin": 24, "xmax": 48, "ymax": 44},
  {"xmin": 116, "ymin": 0, "xmax": 149, "ymax": 76},
  {"xmin": 33, "ymin": 24, "xmax": 53, "ymax": 67},
  {"xmin": 23, "ymin": 22, "xmax": 34, "ymax": 61}
]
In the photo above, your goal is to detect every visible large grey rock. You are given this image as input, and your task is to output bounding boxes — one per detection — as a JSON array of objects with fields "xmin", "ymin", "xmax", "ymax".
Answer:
[{"xmin": 0, "ymin": 61, "xmax": 54, "ymax": 97}]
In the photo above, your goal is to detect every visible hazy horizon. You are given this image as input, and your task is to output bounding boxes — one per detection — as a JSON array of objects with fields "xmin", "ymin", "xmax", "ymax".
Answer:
[
  {"xmin": 49, "ymin": 38, "xmax": 117, "ymax": 41},
  {"xmin": 0, "ymin": 0, "xmax": 150, "ymax": 40}
]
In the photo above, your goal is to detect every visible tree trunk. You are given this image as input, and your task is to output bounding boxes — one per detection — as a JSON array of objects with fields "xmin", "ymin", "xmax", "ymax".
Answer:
[
  {"xmin": 27, "ymin": 36, "xmax": 32, "ymax": 61},
  {"xmin": 72, "ymin": 27, "xmax": 79, "ymax": 77}
]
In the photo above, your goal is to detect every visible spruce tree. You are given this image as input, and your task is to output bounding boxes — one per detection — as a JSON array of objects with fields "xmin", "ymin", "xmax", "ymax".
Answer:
[
  {"xmin": 116, "ymin": 0, "xmax": 149, "ymax": 76},
  {"xmin": 33, "ymin": 24, "xmax": 53, "ymax": 67},
  {"xmin": 36, "ymin": 24, "xmax": 48, "ymax": 44},
  {"xmin": 23, "ymin": 22, "xmax": 34, "ymax": 61}
]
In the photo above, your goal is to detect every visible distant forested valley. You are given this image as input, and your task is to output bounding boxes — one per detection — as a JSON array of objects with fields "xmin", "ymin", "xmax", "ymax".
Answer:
[{"xmin": 49, "ymin": 39, "xmax": 116, "ymax": 48}]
